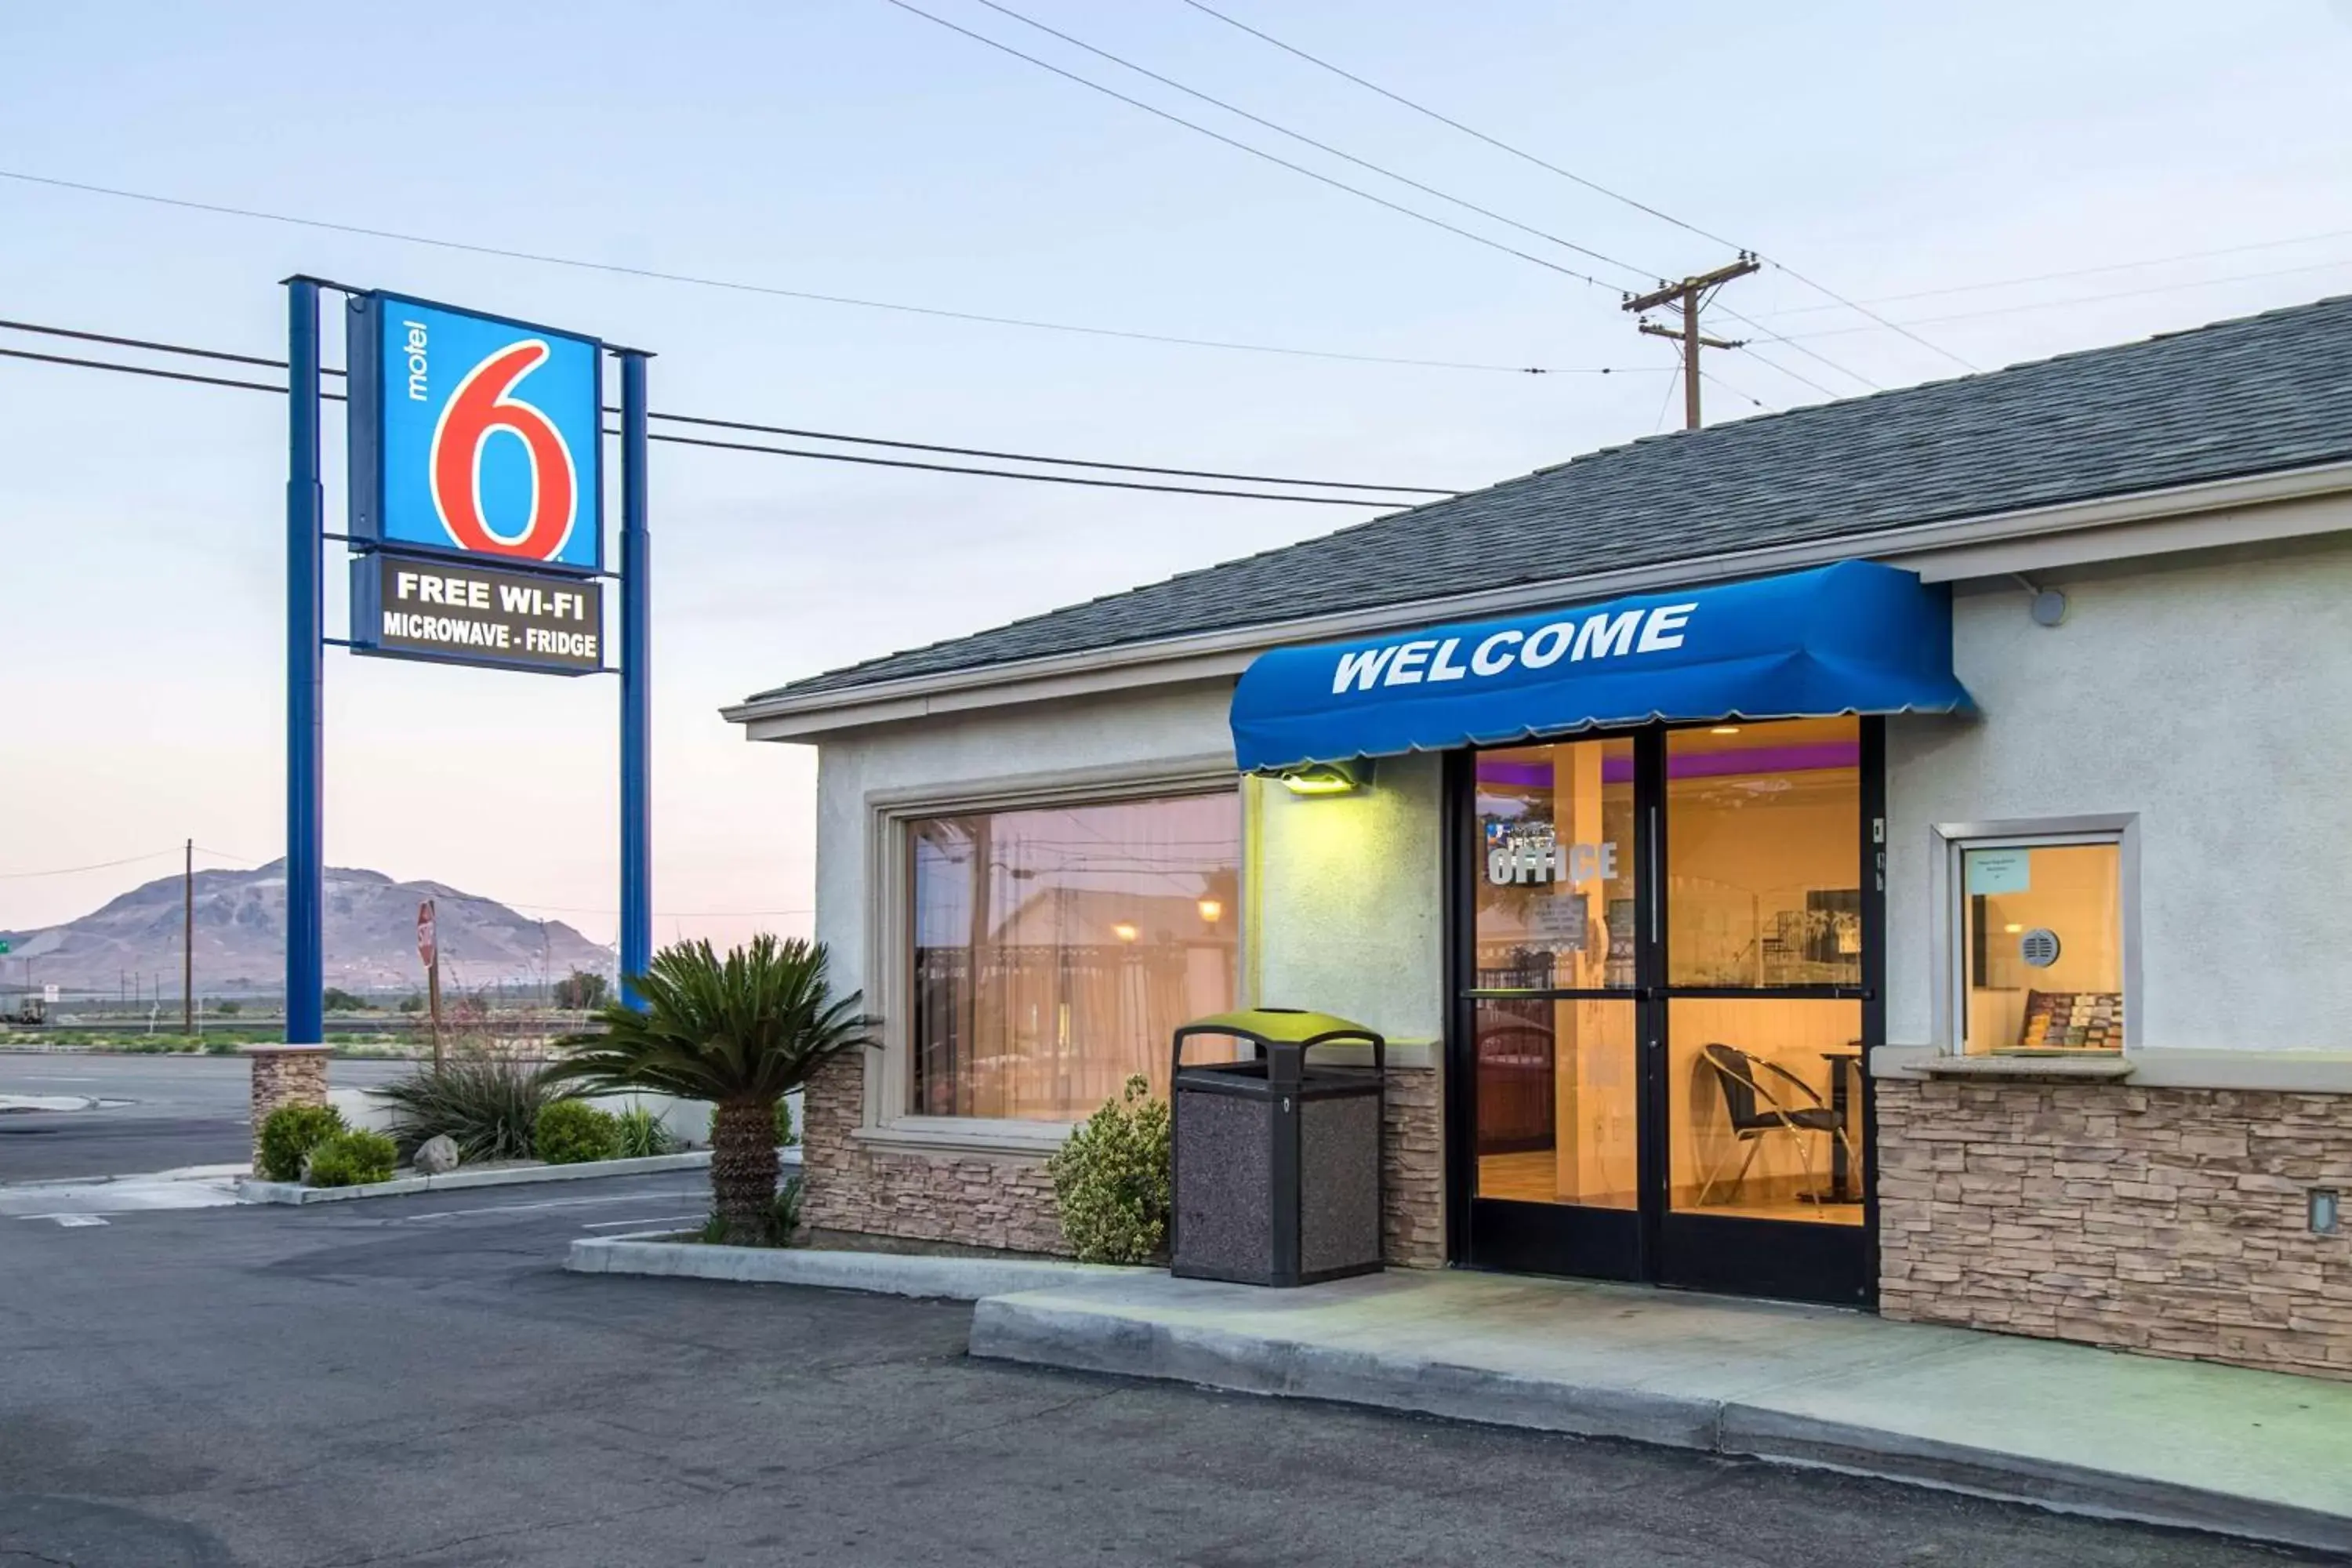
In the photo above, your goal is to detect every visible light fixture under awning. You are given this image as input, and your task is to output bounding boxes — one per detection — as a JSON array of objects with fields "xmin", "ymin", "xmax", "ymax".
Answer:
[{"xmin": 1229, "ymin": 560, "xmax": 1973, "ymax": 773}]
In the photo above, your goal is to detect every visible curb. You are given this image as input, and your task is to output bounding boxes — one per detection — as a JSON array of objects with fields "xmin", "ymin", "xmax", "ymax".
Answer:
[
  {"xmin": 238, "ymin": 1148, "xmax": 729, "ymax": 1203},
  {"xmin": 966, "ymin": 1297, "xmax": 2352, "ymax": 1555},
  {"xmin": 4, "ymin": 1163, "xmax": 249, "ymax": 1191},
  {"xmin": 567, "ymin": 1236, "xmax": 1143, "ymax": 1301}
]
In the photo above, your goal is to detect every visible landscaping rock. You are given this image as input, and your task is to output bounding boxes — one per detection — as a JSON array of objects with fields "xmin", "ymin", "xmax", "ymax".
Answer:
[{"xmin": 413, "ymin": 1134, "xmax": 460, "ymax": 1175}]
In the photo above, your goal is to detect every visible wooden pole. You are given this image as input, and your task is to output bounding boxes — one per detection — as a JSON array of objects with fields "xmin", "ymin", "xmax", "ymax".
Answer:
[
  {"xmin": 428, "ymin": 953, "xmax": 444, "ymax": 1073},
  {"xmin": 183, "ymin": 839, "xmax": 194, "ymax": 1036},
  {"xmin": 1624, "ymin": 254, "xmax": 1760, "ymax": 430},
  {"xmin": 1680, "ymin": 286, "xmax": 1704, "ymax": 432}
]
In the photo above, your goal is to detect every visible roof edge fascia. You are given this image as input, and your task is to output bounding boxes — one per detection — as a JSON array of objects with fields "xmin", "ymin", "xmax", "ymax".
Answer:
[{"xmin": 724, "ymin": 457, "xmax": 2352, "ymax": 741}]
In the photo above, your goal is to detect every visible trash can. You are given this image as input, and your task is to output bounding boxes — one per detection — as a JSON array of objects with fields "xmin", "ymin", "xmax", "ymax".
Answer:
[{"xmin": 1170, "ymin": 1008, "xmax": 1385, "ymax": 1287}]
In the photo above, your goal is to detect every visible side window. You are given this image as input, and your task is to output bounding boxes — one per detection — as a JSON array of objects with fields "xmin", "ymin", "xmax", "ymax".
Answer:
[
  {"xmin": 907, "ymin": 789, "xmax": 1241, "ymax": 1120},
  {"xmin": 1952, "ymin": 837, "xmax": 2125, "ymax": 1054}
]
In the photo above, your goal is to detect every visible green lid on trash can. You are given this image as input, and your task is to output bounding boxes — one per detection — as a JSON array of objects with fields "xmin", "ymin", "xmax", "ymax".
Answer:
[{"xmin": 1174, "ymin": 1007, "xmax": 1381, "ymax": 1049}]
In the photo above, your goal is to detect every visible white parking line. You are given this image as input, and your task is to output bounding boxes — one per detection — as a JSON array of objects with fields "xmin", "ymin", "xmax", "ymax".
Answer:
[{"xmin": 581, "ymin": 1214, "xmax": 703, "ymax": 1229}]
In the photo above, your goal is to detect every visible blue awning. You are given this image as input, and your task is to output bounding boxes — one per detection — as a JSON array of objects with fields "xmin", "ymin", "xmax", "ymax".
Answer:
[{"xmin": 1229, "ymin": 560, "xmax": 1973, "ymax": 772}]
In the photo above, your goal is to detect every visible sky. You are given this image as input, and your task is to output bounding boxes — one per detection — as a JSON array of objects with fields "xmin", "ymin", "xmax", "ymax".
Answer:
[{"xmin": 4, "ymin": 0, "xmax": 2351, "ymax": 963}]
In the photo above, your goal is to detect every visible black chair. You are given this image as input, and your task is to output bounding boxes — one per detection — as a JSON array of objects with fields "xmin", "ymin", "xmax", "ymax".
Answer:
[{"xmin": 1695, "ymin": 1043, "xmax": 1859, "ymax": 1207}]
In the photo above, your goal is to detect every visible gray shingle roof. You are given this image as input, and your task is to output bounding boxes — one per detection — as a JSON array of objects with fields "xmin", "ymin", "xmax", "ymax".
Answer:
[{"xmin": 748, "ymin": 295, "xmax": 2352, "ymax": 704}]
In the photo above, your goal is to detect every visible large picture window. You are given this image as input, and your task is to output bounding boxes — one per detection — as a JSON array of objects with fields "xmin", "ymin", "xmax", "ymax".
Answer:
[{"xmin": 909, "ymin": 789, "xmax": 1240, "ymax": 1120}]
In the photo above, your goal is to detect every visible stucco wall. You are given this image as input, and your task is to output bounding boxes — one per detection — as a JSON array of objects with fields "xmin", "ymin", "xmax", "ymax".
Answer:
[
  {"xmin": 1886, "ymin": 538, "xmax": 2352, "ymax": 1052},
  {"xmin": 1250, "ymin": 757, "xmax": 1446, "ymax": 1045}
]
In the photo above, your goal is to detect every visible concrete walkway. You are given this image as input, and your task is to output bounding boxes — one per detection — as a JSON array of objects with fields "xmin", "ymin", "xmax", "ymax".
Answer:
[{"xmin": 969, "ymin": 1269, "xmax": 2352, "ymax": 1553}]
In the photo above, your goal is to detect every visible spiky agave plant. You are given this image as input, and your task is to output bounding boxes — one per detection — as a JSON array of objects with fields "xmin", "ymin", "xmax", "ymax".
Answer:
[{"xmin": 550, "ymin": 935, "xmax": 870, "ymax": 1240}]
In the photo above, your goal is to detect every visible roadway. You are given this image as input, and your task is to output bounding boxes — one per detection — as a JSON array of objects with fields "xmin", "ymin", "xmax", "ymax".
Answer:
[{"xmin": 0, "ymin": 1053, "xmax": 412, "ymax": 1181}]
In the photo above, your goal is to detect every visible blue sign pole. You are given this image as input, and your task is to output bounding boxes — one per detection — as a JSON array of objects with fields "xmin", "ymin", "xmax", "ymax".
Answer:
[
  {"xmin": 618, "ymin": 350, "xmax": 652, "ymax": 1005},
  {"xmin": 285, "ymin": 278, "xmax": 325, "ymax": 1045}
]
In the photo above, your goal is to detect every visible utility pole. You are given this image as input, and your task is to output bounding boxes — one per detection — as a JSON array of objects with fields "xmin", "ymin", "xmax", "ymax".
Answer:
[
  {"xmin": 1623, "ymin": 252, "xmax": 1760, "ymax": 430},
  {"xmin": 182, "ymin": 839, "xmax": 194, "ymax": 1036}
]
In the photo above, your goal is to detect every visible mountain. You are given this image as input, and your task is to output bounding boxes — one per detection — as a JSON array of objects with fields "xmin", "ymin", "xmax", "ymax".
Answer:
[{"xmin": 0, "ymin": 862, "xmax": 614, "ymax": 996}]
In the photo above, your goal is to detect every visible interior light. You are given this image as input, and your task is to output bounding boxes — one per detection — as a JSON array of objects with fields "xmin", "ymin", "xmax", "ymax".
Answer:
[
  {"xmin": 1276, "ymin": 760, "xmax": 1372, "ymax": 796},
  {"xmin": 1196, "ymin": 898, "xmax": 1224, "ymax": 924},
  {"xmin": 2003, "ymin": 923, "xmax": 2024, "ymax": 935},
  {"xmin": 1710, "ymin": 725, "xmax": 1741, "ymax": 735},
  {"xmin": 1111, "ymin": 922, "xmax": 1139, "ymax": 943}
]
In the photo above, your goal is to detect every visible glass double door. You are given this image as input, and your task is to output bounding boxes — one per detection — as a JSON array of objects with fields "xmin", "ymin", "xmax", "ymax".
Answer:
[{"xmin": 1450, "ymin": 718, "xmax": 1877, "ymax": 1305}]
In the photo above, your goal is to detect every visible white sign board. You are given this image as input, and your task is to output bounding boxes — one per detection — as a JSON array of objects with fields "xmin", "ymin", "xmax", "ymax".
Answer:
[
  {"xmin": 1965, "ymin": 849, "xmax": 2032, "ymax": 895},
  {"xmin": 1526, "ymin": 895, "xmax": 1591, "ymax": 949}
]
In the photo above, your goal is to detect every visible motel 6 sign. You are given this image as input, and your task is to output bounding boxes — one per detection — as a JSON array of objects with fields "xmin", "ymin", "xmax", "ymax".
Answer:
[
  {"xmin": 281, "ymin": 272, "xmax": 651, "ymax": 1051},
  {"xmin": 345, "ymin": 292, "xmax": 606, "ymax": 675}
]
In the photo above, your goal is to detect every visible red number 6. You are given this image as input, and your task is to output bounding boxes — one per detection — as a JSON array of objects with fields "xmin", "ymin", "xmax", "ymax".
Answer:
[{"xmin": 429, "ymin": 340, "xmax": 578, "ymax": 561}]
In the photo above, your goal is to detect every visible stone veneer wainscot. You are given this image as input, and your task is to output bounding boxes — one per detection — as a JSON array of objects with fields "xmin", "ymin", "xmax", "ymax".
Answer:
[
  {"xmin": 242, "ymin": 1044, "xmax": 332, "ymax": 1169},
  {"xmin": 802, "ymin": 1050, "xmax": 1448, "ymax": 1265},
  {"xmin": 1878, "ymin": 1074, "xmax": 2352, "ymax": 1380}
]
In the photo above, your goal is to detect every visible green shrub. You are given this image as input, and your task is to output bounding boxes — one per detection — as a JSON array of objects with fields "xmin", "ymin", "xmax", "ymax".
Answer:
[
  {"xmin": 371, "ymin": 1058, "xmax": 566, "ymax": 1162},
  {"xmin": 535, "ymin": 1098, "xmax": 622, "ymax": 1164},
  {"xmin": 1045, "ymin": 1074, "xmax": 1171, "ymax": 1265},
  {"xmin": 697, "ymin": 1174, "xmax": 802, "ymax": 1248},
  {"xmin": 612, "ymin": 1105, "xmax": 677, "ymax": 1160},
  {"xmin": 306, "ymin": 1128, "xmax": 397, "ymax": 1187},
  {"xmin": 257, "ymin": 1103, "xmax": 346, "ymax": 1182}
]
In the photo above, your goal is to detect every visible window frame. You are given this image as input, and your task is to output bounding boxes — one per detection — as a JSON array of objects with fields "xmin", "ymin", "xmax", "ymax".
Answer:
[
  {"xmin": 1928, "ymin": 815, "xmax": 2139, "ymax": 1057},
  {"xmin": 862, "ymin": 758, "xmax": 1242, "ymax": 1154}
]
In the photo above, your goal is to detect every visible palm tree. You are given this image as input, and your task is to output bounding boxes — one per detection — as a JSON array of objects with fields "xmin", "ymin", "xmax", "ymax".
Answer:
[{"xmin": 550, "ymin": 935, "xmax": 871, "ymax": 1238}]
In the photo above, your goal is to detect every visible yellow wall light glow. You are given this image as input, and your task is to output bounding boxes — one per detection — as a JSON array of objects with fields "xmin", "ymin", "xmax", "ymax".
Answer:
[{"xmin": 1274, "ymin": 760, "xmax": 1373, "ymax": 797}]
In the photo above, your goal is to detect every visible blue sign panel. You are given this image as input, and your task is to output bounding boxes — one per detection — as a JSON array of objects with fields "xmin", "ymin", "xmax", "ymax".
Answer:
[{"xmin": 347, "ymin": 292, "xmax": 603, "ymax": 575}]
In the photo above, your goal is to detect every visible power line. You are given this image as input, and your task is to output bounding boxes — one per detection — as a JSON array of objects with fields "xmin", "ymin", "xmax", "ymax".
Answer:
[
  {"xmin": 963, "ymin": 0, "xmax": 1651, "ymax": 283},
  {"xmin": 634, "ymin": 426, "xmax": 1410, "ymax": 504},
  {"xmin": 1651, "ymin": 367, "xmax": 1682, "ymax": 434},
  {"xmin": 1749, "ymin": 227, "xmax": 2352, "ymax": 321},
  {"xmin": 642, "ymin": 411, "xmax": 1459, "ymax": 493},
  {"xmin": 877, "ymin": 0, "xmax": 1623, "ymax": 291},
  {"xmin": 1740, "ymin": 253, "xmax": 2352, "ymax": 343},
  {"xmin": 0, "ymin": 849, "xmax": 183, "ymax": 880},
  {"xmin": 1727, "ymin": 342, "xmax": 1848, "ymax": 401},
  {"xmin": 0, "ymin": 339, "xmax": 1419, "ymax": 507},
  {"xmin": 1733, "ymin": 266, "xmax": 1974, "ymax": 375},
  {"xmin": 0, "ymin": 168, "xmax": 1590, "ymax": 376},
  {"xmin": 1178, "ymin": 0, "xmax": 1738, "ymax": 249},
  {"xmin": 165, "ymin": 847, "xmax": 815, "ymax": 919},
  {"xmin": 0, "ymin": 343, "xmax": 289, "ymax": 397},
  {"xmin": 1699, "ymin": 370, "xmax": 1773, "ymax": 413},
  {"xmin": 0, "ymin": 317, "xmax": 1461, "ymax": 494},
  {"xmin": 892, "ymin": 4, "xmax": 1890, "ymax": 407},
  {"xmin": 1172, "ymin": 0, "xmax": 1968, "ymax": 375},
  {"xmin": 0, "ymin": 317, "xmax": 291, "ymax": 370}
]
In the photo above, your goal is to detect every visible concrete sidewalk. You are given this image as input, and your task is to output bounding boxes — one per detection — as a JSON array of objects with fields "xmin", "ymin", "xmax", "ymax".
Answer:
[{"xmin": 970, "ymin": 1269, "xmax": 2352, "ymax": 1553}]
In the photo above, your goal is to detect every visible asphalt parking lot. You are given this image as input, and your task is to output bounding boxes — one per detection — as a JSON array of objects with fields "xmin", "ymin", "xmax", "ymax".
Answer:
[
  {"xmin": 0, "ymin": 1171, "xmax": 2325, "ymax": 1568},
  {"xmin": 0, "ymin": 1053, "xmax": 411, "ymax": 1180}
]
